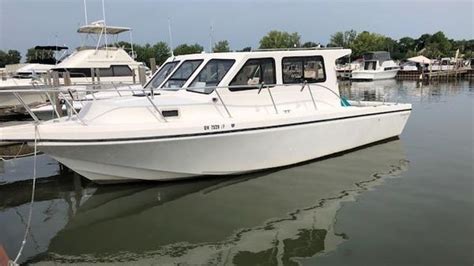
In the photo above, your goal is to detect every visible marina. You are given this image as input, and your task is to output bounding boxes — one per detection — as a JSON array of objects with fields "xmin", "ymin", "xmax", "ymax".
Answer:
[
  {"xmin": 1, "ymin": 0, "xmax": 473, "ymax": 265},
  {"xmin": 0, "ymin": 80, "xmax": 472, "ymax": 265}
]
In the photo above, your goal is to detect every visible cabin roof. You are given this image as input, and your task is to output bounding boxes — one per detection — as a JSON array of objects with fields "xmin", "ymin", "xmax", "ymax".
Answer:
[{"xmin": 168, "ymin": 48, "xmax": 351, "ymax": 62}]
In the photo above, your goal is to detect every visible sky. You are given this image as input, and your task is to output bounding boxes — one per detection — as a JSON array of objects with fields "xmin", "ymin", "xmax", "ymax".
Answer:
[{"xmin": 0, "ymin": 0, "xmax": 473, "ymax": 58}]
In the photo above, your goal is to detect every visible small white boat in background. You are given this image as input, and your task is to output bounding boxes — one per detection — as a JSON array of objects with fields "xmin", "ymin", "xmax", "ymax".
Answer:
[
  {"xmin": 430, "ymin": 57, "xmax": 455, "ymax": 71},
  {"xmin": 0, "ymin": 48, "xmax": 412, "ymax": 183},
  {"xmin": 11, "ymin": 63, "xmax": 54, "ymax": 79},
  {"xmin": 335, "ymin": 60, "xmax": 362, "ymax": 79},
  {"xmin": 351, "ymin": 51, "xmax": 400, "ymax": 81}
]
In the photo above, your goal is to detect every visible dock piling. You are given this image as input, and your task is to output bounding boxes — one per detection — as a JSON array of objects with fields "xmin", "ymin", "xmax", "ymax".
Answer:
[{"xmin": 150, "ymin": 58, "xmax": 157, "ymax": 74}]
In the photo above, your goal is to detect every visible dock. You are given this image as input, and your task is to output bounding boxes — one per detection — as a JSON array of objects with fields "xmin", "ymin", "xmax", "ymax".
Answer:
[{"xmin": 396, "ymin": 68, "xmax": 473, "ymax": 81}]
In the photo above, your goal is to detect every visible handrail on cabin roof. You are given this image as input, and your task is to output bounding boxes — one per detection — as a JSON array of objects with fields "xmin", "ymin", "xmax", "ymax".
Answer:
[{"xmin": 252, "ymin": 47, "xmax": 344, "ymax": 52}]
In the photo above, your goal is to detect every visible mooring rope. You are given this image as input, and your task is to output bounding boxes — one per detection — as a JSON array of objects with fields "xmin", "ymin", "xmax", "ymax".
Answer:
[{"xmin": 11, "ymin": 124, "xmax": 38, "ymax": 265}]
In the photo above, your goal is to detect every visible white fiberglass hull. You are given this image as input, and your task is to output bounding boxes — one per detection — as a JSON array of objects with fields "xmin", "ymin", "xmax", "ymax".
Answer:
[
  {"xmin": 36, "ymin": 106, "xmax": 410, "ymax": 183},
  {"xmin": 351, "ymin": 69, "xmax": 399, "ymax": 80}
]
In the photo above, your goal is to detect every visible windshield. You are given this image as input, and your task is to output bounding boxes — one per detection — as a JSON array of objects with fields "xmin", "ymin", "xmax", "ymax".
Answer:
[
  {"xmin": 145, "ymin": 61, "xmax": 180, "ymax": 89},
  {"xmin": 161, "ymin": 60, "xmax": 203, "ymax": 90},
  {"xmin": 187, "ymin": 59, "xmax": 235, "ymax": 93}
]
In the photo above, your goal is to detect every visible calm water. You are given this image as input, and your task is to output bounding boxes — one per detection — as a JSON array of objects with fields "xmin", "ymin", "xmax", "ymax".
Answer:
[{"xmin": 0, "ymin": 80, "xmax": 472, "ymax": 265}]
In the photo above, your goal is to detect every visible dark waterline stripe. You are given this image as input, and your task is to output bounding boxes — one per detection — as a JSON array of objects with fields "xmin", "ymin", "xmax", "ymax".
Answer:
[{"xmin": 8, "ymin": 108, "xmax": 411, "ymax": 144}]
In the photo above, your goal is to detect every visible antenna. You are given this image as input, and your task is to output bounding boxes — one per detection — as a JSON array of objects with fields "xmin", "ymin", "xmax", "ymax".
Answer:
[
  {"xmin": 130, "ymin": 30, "xmax": 135, "ymax": 59},
  {"xmin": 209, "ymin": 22, "xmax": 214, "ymax": 53},
  {"xmin": 102, "ymin": 0, "xmax": 108, "ymax": 49},
  {"xmin": 55, "ymin": 34, "xmax": 58, "ymax": 65},
  {"xmin": 83, "ymin": 0, "xmax": 88, "ymax": 25},
  {"xmin": 168, "ymin": 18, "xmax": 174, "ymax": 57}
]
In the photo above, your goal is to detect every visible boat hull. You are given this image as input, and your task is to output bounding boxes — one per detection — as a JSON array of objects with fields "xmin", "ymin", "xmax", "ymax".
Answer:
[
  {"xmin": 351, "ymin": 69, "xmax": 399, "ymax": 81},
  {"xmin": 38, "ymin": 107, "xmax": 411, "ymax": 183}
]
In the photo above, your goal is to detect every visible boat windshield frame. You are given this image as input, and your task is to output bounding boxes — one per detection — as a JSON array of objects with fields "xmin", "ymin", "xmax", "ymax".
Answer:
[
  {"xmin": 161, "ymin": 59, "xmax": 203, "ymax": 91},
  {"xmin": 145, "ymin": 60, "xmax": 180, "ymax": 89},
  {"xmin": 186, "ymin": 59, "xmax": 236, "ymax": 94}
]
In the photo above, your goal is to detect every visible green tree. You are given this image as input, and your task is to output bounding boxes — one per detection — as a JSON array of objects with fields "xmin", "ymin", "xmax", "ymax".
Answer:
[
  {"xmin": 384, "ymin": 37, "xmax": 404, "ymax": 60},
  {"xmin": 415, "ymin": 33, "xmax": 432, "ymax": 52},
  {"xmin": 239, "ymin": 47, "xmax": 252, "ymax": 52},
  {"xmin": 350, "ymin": 31, "xmax": 389, "ymax": 58},
  {"xmin": 398, "ymin": 37, "xmax": 416, "ymax": 54},
  {"xmin": 0, "ymin": 49, "xmax": 21, "ymax": 67},
  {"xmin": 328, "ymin": 30, "xmax": 357, "ymax": 48},
  {"xmin": 152, "ymin": 42, "xmax": 171, "ymax": 65},
  {"xmin": 26, "ymin": 48, "xmax": 55, "ymax": 64},
  {"xmin": 173, "ymin": 43, "xmax": 204, "ymax": 56},
  {"xmin": 259, "ymin": 31, "xmax": 301, "ymax": 49},
  {"xmin": 302, "ymin": 42, "xmax": 319, "ymax": 48},
  {"xmin": 451, "ymin": 39, "xmax": 474, "ymax": 58},
  {"xmin": 213, "ymin": 40, "xmax": 230, "ymax": 53},
  {"xmin": 424, "ymin": 31, "xmax": 452, "ymax": 58},
  {"xmin": 119, "ymin": 41, "xmax": 171, "ymax": 66}
]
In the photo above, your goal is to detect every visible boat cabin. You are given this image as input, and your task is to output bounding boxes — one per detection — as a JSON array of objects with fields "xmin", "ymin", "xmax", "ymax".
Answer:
[
  {"xmin": 361, "ymin": 51, "xmax": 398, "ymax": 71},
  {"xmin": 146, "ymin": 48, "xmax": 349, "ymax": 96}
]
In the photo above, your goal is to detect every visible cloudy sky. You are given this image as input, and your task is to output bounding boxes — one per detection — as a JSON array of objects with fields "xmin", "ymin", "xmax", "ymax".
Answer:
[{"xmin": 0, "ymin": 0, "xmax": 472, "ymax": 57}]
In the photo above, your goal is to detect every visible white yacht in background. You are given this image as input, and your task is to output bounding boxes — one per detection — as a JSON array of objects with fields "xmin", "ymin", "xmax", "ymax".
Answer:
[
  {"xmin": 351, "ymin": 51, "xmax": 400, "ymax": 80},
  {"xmin": 335, "ymin": 60, "xmax": 362, "ymax": 79},
  {"xmin": 50, "ymin": 21, "xmax": 145, "ymax": 86},
  {"xmin": 0, "ymin": 48, "xmax": 412, "ymax": 183},
  {"xmin": 0, "ymin": 21, "xmax": 146, "ymax": 111}
]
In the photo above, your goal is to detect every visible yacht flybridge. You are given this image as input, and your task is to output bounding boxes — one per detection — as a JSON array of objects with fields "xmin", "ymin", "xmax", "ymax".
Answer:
[
  {"xmin": 50, "ymin": 21, "xmax": 144, "ymax": 85},
  {"xmin": 0, "ymin": 48, "xmax": 412, "ymax": 183}
]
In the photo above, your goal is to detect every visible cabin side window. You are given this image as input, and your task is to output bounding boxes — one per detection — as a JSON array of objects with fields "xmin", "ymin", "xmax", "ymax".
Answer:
[
  {"xmin": 162, "ymin": 60, "xmax": 203, "ymax": 89},
  {"xmin": 111, "ymin": 65, "xmax": 133, "ymax": 76},
  {"xmin": 229, "ymin": 58, "xmax": 276, "ymax": 91},
  {"xmin": 190, "ymin": 59, "xmax": 235, "ymax": 87},
  {"xmin": 98, "ymin": 65, "xmax": 133, "ymax": 77},
  {"xmin": 56, "ymin": 68, "xmax": 91, "ymax": 78},
  {"xmin": 282, "ymin": 56, "xmax": 325, "ymax": 84},
  {"xmin": 98, "ymin": 67, "xmax": 114, "ymax": 77},
  {"xmin": 364, "ymin": 61, "xmax": 377, "ymax": 70},
  {"xmin": 145, "ymin": 61, "xmax": 180, "ymax": 89},
  {"xmin": 55, "ymin": 65, "xmax": 133, "ymax": 78}
]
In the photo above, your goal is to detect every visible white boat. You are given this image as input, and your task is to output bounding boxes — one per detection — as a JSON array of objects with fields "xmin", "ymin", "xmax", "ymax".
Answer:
[
  {"xmin": 0, "ymin": 54, "xmax": 60, "ymax": 109},
  {"xmin": 0, "ymin": 21, "xmax": 146, "ymax": 110},
  {"xmin": 335, "ymin": 60, "xmax": 362, "ymax": 79},
  {"xmin": 0, "ymin": 48, "xmax": 412, "ymax": 183},
  {"xmin": 351, "ymin": 51, "xmax": 400, "ymax": 80},
  {"xmin": 49, "ymin": 21, "xmax": 145, "ymax": 86},
  {"xmin": 430, "ymin": 57, "xmax": 455, "ymax": 71}
]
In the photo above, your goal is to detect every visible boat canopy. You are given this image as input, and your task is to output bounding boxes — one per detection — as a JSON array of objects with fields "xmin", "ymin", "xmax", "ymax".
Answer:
[
  {"xmin": 78, "ymin": 21, "xmax": 131, "ymax": 35},
  {"xmin": 363, "ymin": 51, "xmax": 391, "ymax": 62},
  {"xmin": 407, "ymin": 55, "xmax": 431, "ymax": 65},
  {"xmin": 34, "ymin": 45, "xmax": 68, "ymax": 51}
]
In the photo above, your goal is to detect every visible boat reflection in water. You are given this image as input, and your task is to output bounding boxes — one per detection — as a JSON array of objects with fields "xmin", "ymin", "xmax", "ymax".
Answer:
[
  {"xmin": 340, "ymin": 79, "xmax": 400, "ymax": 102},
  {"xmin": 1, "ymin": 139, "xmax": 408, "ymax": 265}
]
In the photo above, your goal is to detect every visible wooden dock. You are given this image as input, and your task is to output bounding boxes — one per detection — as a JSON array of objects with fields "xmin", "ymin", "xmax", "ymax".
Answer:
[{"xmin": 396, "ymin": 68, "xmax": 473, "ymax": 81}]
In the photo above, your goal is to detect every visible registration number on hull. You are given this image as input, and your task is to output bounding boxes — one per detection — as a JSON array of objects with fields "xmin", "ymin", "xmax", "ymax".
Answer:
[{"xmin": 203, "ymin": 123, "xmax": 235, "ymax": 131}]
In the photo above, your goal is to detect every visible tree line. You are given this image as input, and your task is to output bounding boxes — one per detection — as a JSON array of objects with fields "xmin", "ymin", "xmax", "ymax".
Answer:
[{"xmin": 1, "ymin": 30, "xmax": 472, "ymax": 67}]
